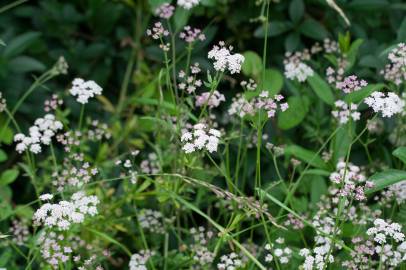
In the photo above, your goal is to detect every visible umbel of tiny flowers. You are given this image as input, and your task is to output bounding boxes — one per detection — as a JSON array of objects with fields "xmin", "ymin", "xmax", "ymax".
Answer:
[
  {"xmin": 179, "ymin": 26, "xmax": 205, "ymax": 43},
  {"xmin": 364, "ymin": 91, "xmax": 405, "ymax": 117},
  {"xmin": 181, "ymin": 123, "xmax": 221, "ymax": 154},
  {"xmin": 155, "ymin": 3, "xmax": 175, "ymax": 19},
  {"xmin": 50, "ymin": 56, "xmax": 68, "ymax": 76},
  {"xmin": 331, "ymin": 100, "xmax": 360, "ymax": 124},
  {"xmin": 177, "ymin": 0, "xmax": 200, "ymax": 9},
  {"xmin": 33, "ymin": 191, "xmax": 99, "ymax": 231},
  {"xmin": 195, "ymin": 90, "xmax": 225, "ymax": 109},
  {"xmin": 335, "ymin": 75, "xmax": 368, "ymax": 93},
  {"xmin": 208, "ymin": 41, "xmax": 245, "ymax": 74},
  {"xmin": 380, "ymin": 42, "xmax": 406, "ymax": 85},
  {"xmin": 14, "ymin": 114, "xmax": 63, "ymax": 154},
  {"xmin": 69, "ymin": 78, "xmax": 103, "ymax": 104},
  {"xmin": 228, "ymin": 91, "xmax": 288, "ymax": 119}
]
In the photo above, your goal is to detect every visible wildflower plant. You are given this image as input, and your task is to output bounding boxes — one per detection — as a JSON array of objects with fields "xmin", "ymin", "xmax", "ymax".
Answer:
[{"xmin": 1, "ymin": 1, "xmax": 406, "ymax": 270}]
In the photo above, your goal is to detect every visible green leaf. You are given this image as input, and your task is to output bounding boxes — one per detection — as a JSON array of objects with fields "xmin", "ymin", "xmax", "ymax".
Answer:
[
  {"xmin": 289, "ymin": 0, "xmax": 304, "ymax": 23},
  {"xmin": 278, "ymin": 96, "xmax": 309, "ymax": 130},
  {"xmin": 260, "ymin": 68, "xmax": 283, "ymax": 96},
  {"xmin": 0, "ymin": 169, "xmax": 19, "ymax": 186},
  {"xmin": 285, "ymin": 32, "xmax": 301, "ymax": 51},
  {"xmin": 311, "ymin": 176, "xmax": 327, "ymax": 203},
  {"xmin": 397, "ymin": 17, "xmax": 406, "ymax": 42},
  {"xmin": 344, "ymin": 83, "xmax": 385, "ymax": 103},
  {"xmin": 393, "ymin": 147, "xmax": 406, "ymax": 165},
  {"xmin": 0, "ymin": 149, "xmax": 6, "ymax": 162},
  {"xmin": 366, "ymin": 169, "xmax": 406, "ymax": 194},
  {"xmin": 254, "ymin": 21, "xmax": 293, "ymax": 38},
  {"xmin": 307, "ymin": 73, "xmax": 334, "ymax": 105},
  {"xmin": 349, "ymin": 0, "xmax": 389, "ymax": 10},
  {"xmin": 9, "ymin": 56, "xmax": 46, "ymax": 73},
  {"xmin": 174, "ymin": 8, "xmax": 190, "ymax": 31},
  {"xmin": 86, "ymin": 228, "xmax": 132, "ymax": 256},
  {"xmin": 241, "ymin": 51, "xmax": 262, "ymax": 77},
  {"xmin": 284, "ymin": 144, "xmax": 328, "ymax": 170},
  {"xmin": 0, "ymin": 39, "xmax": 5, "ymax": 46},
  {"xmin": 3, "ymin": 32, "xmax": 41, "ymax": 59},
  {"xmin": 346, "ymin": 39, "xmax": 364, "ymax": 69},
  {"xmin": 299, "ymin": 18, "xmax": 329, "ymax": 40},
  {"xmin": 332, "ymin": 126, "xmax": 351, "ymax": 164}
]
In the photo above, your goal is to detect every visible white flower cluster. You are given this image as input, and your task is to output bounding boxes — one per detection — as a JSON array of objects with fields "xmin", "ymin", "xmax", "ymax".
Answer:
[
  {"xmin": 381, "ymin": 43, "xmax": 406, "ymax": 85},
  {"xmin": 195, "ymin": 90, "xmax": 225, "ymax": 109},
  {"xmin": 208, "ymin": 42, "xmax": 245, "ymax": 74},
  {"xmin": 228, "ymin": 92, "xmax": 288, "ymax": 118},
  {"xmin": 177, "ymin": 0, "xmax": 200, "ymax": 9},
  {"xmin": 138, "ymin": 209, "xmax": 166, "ymax": 234},
  {"xmin": 14, "ymin": 114, "xmax": 63, "ymax": 154},
  {"xmin": 284, "ymin": 61, "xmax": 314, "ymax": 82},
  {"xmin": 217, "ymin": 252, "xmax": 243, "ymax": 270},
  {"xmin": 264, "ymin": 238, "xmax": 292, "ymax": 264},
  {"xmin": 181, "ymin": 123, "xmax": 221, "ymax": 154},
  {"xmin": 69, "ymin": 78, "xmax": 103, "ymax": 104},
  {"xmin": 331, "ymin": 100, "xmax": 360, "ymax": 124},
  {"xmin": 364, "ymin": 91, "xmax": 405, "ymax": 117},
  {"xmin": 10, "ymin": 219, "xmax": 29, "ymax": 246},
  {"xmin": 366, "ymin": 219, "xmax": 406, "ymax": 267},
  {"xmin": 129, "ymin": 250, "xmax": 155, "ymax": 270},
  {"xmin": 299, "ymin": 246, "xmax": 334, "ymax": 270},
  {"xmin": 329, "ymin": 160, "xmax": 372, "ymax": 201},
  {"xmin": 33, "ymin": 191, "xmax": 99, "ymax": 230},
  {"xmin": 0, "ymin": 92, "xmax": 6, "ymax": 112},
  {"xmin": 52, "ymin": 160, "xmax": 99, "ymax": 192}
]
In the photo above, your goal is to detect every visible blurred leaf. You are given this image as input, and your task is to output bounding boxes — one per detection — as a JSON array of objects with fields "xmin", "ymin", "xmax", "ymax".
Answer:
[
  {"xmin": 0, "ymin": 169, "xmax": 19, "ymax": 186},
  {"xmin": 261, "ymin": 69, "xmax": 284, "ymax": 96},
  {"xmin": 241, "ymin": 51, "xmax": 262, "ymax": 77},
  {"xmin": 366, "ymin": 169, "xmax": 406, "ymax": 194},
  {"xmin": 397, "ymin": 17, "xmax": 406, "ymax": 42},
  {"xmin": 2, "ymin": 32, "xmax": 41, "ymax": 59},
  {"xmin": 393, "ymin": 147, "xmax": 406, "ymax": 165},
  {"xmin": 311, "ymin": 176, "xmax": 327, "ymax": 203},
  {"xmin": 299, "ymin": 18, "xmax": 329, "ymax": 40},
  {"xmin": 278, "ymin": 96, "xmax": 309, "ymax": 129},
  {"xmin": 332, "ymin": 125, "xmax": 352, "ymax": 164},
  {"xmin": 307, "ymin": 73, "xmax": 334, "ymax": 105},
  {"xmin": 0, "ymin": 126, "xmax": 13, "ymax": 144},
  {"xmin": 174, "ymin": 8, "xmax": 190, "ymax": 31},
  {"xmin": 284, "ymin": 144, "xmax": 328, "ymax": 170},
  {"xmin": 348, "ymin": 0, "xmax": 389, "ymax": 10},
  {"xmin": 289, "ymin": 0, "xmax": 304, "ymax": 23},
  {"xmin": 338, "ymin": 32, "xmax": 351, "ymax": 53},
  {"xmin": 0, "ymin": 149, "xmax": 6, "ymax": 162},
  {"xmin": 254, "ymin": 21, "xmax": 293, "ymax": 38},
  {"xmin": 346, "ymin": 39, "xmax": 364, "ymax": 69},
  {"xmin": 9, "ymin": 55, "xmax": 46, "ymax": 73},
  {"xmin": 344, "ymin": 83, "xmax": 384, "ymax": 103},
  {"xmin": 284, "ymin": 32, "xmax": 301, "ymax": 51},
  {"xmin": 148, "ymin": 0, "xmax": 168, "ymax": 9},
  {"xmin": 0, "ymin": 39, "xmax": 5, "ymax": 46}
]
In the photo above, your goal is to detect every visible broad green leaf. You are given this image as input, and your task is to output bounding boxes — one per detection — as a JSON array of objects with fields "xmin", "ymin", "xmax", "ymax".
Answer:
[
  {"xmin": 174, "ymin": 8, "xmax": 190, "ymax": 31},
  {"xmin": 307, "ymin": 73, "xmax": 334, "ymax": 105},
  {"xmin": 289, "ymin": 0, "xmax": 304, "ymax": 23},
  {"xmin": 0, "ymin": 126, "xmax": 13, "ymax": 144},
  {"xmin": 344, "ymin": 83, "xmax": 384, "ymax": 103},
  {"xmin": 284, "ymin": 144, "xmax": 328, "ymax": 170},
  {"xmin": 3, "ymin": 32, "xmax": 41, "ymax": 59},
  {"xmin": 0, "ymin": 169, "xmax": 19, "ymax": 186},
  {"xmin": 366, "ymin": 169, "xmax": 406, "ymax": 194},
  {"xmin": 332, "ymin": 124, "xmax": 353, "ymax": 164},
  {"xmin": 261, "ymin": 68, "xmax": 283, "ymax": 96},
  {"xmin": 0, "ymin": 149, "xmax": 6, "ymax": 162},
  {"xmin": 254, "ymin": 21, "xmax": 293, "ymax": 38},
  {"xmin": 393, "ymin": 147, "xmax": 406, "ymax": 165},
  {"xmin": 9, "ymin": 56, "xmax": 46, "ymax": 73},
  {"xmin": 278, "ymin": 96, "xmax": 309, "ymax": 130},
  {"xmin": 148, "ymin": 0, "xmax": 168, "ymax": 9},
  {"xmin": 299, "ymin": 18, "xmax": 329, "ymax": 40},
  {"xmin": 241, "ymin": 51, "xmax": 262, "ymax": 77},
  {"xmin": 303, "ymin": 169, "xmax": 331, "ymax": 177}
]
